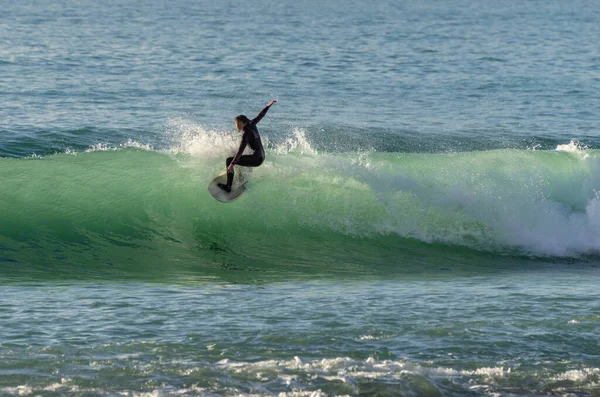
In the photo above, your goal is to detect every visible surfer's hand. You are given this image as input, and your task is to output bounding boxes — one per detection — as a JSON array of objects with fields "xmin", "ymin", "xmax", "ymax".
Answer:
[
  {"xmin": 226, "ymin": 163, "xmax": 234, "ymax": 174},
  {"xmin": 267, "ymin": 100, "xmax": 277, "ymax": 107}
]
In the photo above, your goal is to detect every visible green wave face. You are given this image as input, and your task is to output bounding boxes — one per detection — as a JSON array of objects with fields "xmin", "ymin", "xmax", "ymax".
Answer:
[{"xmin": 1, "ymin": 145, "xmax": 599, "ymax": 281}]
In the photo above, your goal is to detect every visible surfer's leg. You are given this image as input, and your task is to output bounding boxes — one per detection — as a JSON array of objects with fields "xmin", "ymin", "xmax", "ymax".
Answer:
[
  {"xmin": 236, "ymin": 154, "xmax": 264, "ymax": 167},
  {"xmin": 225, "ymin": 157, "xmax": 235, "ymax": 187},
  {"xmin": 218, "ymin": 157, "xmax": 234, "ymax": 192},
  {"xmin": 220, "ymin": 155, "xmax": 263, "ymax": 192}
]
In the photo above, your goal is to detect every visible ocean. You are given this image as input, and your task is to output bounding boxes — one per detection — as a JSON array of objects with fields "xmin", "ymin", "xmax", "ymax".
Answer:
[{"xmin": 2, "ymin": 0, "xmax": 600, "ymax": 395}]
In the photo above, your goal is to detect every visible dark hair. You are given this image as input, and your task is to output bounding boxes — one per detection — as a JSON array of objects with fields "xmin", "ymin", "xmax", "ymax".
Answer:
[{"xmin": 235, "ymin": 115, "xmax": 250, "ymax": 124}]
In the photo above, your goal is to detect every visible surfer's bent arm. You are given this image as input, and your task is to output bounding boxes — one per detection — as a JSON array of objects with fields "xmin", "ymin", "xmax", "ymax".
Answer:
[
  {"xmin": 251, "ymin": 100, "xmax": 277, "ymax": 125},
  {"xmin": 229, "ymin": 133, "xmax": 248, "ymax": 169}
]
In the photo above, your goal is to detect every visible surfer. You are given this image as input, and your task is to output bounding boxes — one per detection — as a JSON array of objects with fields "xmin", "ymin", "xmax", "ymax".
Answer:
[{"xmin": 218, "ymin": 100, "xmax": 276, "ymax": 193}]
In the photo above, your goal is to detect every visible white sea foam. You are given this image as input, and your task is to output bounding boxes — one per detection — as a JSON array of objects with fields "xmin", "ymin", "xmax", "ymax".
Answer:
[
  {"xmin": 164, "ymin": 116, "xmax": 239, "ymax": 158},
  {"xmin": 551, "ymin": 367, "xmax": 600, "ymax": 382},
  {"xmin": 348, "ymin": 142, "xmax": 600, "ymax": 257},
  {"xmin": 272, "ymin": 128, "xmax": 318, "ymax": 156},
  {"xmin": 1, "ymin": 357, "xmax": 597, "ymax": 396},
  {"xmin": 555, "ymin": 139, "xmax": 589, "ymax": 157},
  {"xmin": 0, "ymin": 385, "xmax": 33, "ymax": 396},
  {"xmin": 80, "ymin": 139, "xmax": 155, "ymax": 153}
]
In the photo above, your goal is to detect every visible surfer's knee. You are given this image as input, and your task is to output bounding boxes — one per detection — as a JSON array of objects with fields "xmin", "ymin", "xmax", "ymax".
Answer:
[
  {"xmin": 253, "ymin": 153, "xmax": 264, "ymax": 167},
  {"xmin": 226, "ymin": 157, "xmax": 234, "ymax": 167}
]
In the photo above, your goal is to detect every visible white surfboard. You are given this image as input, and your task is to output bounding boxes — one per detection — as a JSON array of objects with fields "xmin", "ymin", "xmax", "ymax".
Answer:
[{"xmin": 208, "ymin": 173, "xmax": 248, "ymax": 203}]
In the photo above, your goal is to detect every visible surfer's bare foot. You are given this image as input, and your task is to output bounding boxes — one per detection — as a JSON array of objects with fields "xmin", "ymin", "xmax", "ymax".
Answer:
[{"xmin": 217, "ymin": 183, "xmax": 231, "ymax": 193}]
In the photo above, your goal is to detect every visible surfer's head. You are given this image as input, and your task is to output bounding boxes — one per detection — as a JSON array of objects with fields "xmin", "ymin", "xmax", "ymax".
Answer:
[{"xmin": 235, "ymin": 115, "xmax": 250, "ymax": 131}]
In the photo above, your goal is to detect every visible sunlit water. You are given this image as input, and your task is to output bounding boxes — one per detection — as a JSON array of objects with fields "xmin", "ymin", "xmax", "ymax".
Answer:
[{"xmin": 2, "ymin": 0, "xmax": 600, "ymax": 395}]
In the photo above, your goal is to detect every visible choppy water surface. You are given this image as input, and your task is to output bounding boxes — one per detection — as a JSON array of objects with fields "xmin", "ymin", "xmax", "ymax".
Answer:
[{"xmin": 2, "ymin": 0, "xmax": 600, "ymax": 395}]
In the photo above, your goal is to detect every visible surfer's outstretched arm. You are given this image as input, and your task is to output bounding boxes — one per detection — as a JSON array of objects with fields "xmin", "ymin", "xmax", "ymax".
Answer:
[{"xmin": 251, "ymin": 100, "xmax": 277, "ymax": 125}]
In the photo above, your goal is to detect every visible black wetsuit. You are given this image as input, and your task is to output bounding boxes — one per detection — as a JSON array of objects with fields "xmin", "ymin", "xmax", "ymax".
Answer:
[{"xmin": 224, "ymin": 105, "xmax": 270, "ymax": 188}]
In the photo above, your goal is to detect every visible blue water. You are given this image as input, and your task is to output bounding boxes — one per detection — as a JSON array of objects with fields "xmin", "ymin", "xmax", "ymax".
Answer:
[{"xmin": 2, "ymin": 0, "xmax": 600, "ymax": 395}]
